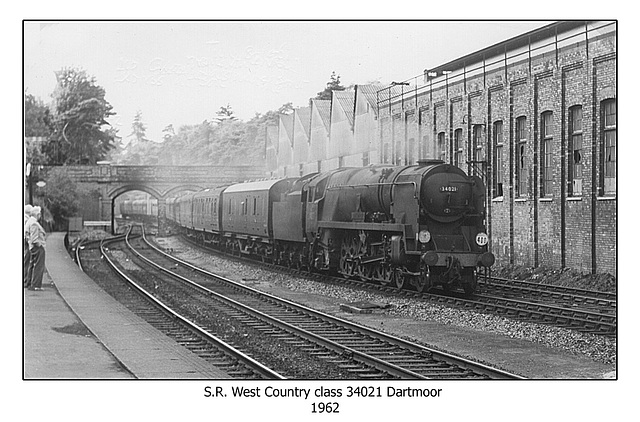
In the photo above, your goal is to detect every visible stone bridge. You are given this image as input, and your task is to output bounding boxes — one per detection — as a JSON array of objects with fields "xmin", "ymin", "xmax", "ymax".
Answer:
[{"xmin": 59, "ymin": 163, "xmax": 266, "ymax": 234}]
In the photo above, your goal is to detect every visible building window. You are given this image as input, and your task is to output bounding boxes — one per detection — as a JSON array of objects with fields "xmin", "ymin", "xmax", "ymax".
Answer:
[
  {"xmin": 568, "ymin": 106, "xmax": 583, "ymax": 196},
  {"xmin": 338, "ymin": 156, "xmax": 344, "ymax": 168},
  {"xmin": 317, "ymin": 160, "xmax": 321, "ymax": 172},
  {"xmin": 299, "ymin": 163, "xmax": 304, "ymax": 176},
  {"xmin": 383, "ymin": 143, "xmax": 391, "ymax": 164},
  {"xmin": 437, "ymin": 132, "xmax": 446, "ymax": 162},
  {"xmin": 515, "ymin": 116, "xmax": 527, "ymax": 197},
  {"xmin": 493, "ymin": 121, "xmax": 504, "ymax": 198},
  {"xmin": 421, "ymin": 134, "xmax": 428, "ymax": 160},
  {"xmin": 454, "ymin": 128, "xmax": 463, "ymax": 167},
  {"xmin": 602, "ymin": 99, "xmax": 616, "ymax": 195},
  {"xmin": 472, "ymin": 124, "xmax": 484, "ymax": 177},
  {"xmin": 395, "ymin": 141, "xmax": 403, "ymax": 165},
  {"xmin": 407, "ymin": 138, "xmax": 415, "ymax": 165},
  {"xmin": 540, "ymin": 111, "xmax": 553, "ymax": 197}
]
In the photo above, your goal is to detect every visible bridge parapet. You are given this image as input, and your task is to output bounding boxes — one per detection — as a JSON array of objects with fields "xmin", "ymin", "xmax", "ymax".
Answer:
[
  {"xmin": 40, "ymin": 164, "xmax": 267, "ymax": 233},
  {"xmin": 60, "ymin": 164, "xmax": 266, "ymax": 185}
]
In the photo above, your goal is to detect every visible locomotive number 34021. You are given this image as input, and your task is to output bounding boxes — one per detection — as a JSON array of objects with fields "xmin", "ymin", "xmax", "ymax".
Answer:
[{"xmin": 440, "ymin": 186, "xmax": 458, "ymax": 192}]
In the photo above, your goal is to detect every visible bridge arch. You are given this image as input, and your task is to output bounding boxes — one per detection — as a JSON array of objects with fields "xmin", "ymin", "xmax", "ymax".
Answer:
[
  {"xmin": 162, "ymin": 184, "xmax": 206, "ymax": 199},
  {"xmin": 109, "ymin": 184, "xmax": 164, "ymax": 200},
  {"xmin": 44, "ymin": 164, "xmax": 266, "ymax": 235}
]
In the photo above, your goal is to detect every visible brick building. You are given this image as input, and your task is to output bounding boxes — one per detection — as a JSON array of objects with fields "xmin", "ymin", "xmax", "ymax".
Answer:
[{"xmin": 269, "ymin": 21, "xmax": 617, "ymax": 275}]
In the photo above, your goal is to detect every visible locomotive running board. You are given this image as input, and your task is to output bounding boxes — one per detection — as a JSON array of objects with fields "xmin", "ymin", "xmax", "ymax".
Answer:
[{"xmin": 317, "ymin": 221, "xmax": 410, "ymax": 234}]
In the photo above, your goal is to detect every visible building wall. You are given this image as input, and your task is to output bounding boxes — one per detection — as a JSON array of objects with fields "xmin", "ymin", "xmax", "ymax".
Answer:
[
  {"xmin": 384, "ymin": 21, "xmax": 616, "ymax": 274},
  {"xmin": 271, "ymin": 21, "xmax": 616, "ymax": 275}
]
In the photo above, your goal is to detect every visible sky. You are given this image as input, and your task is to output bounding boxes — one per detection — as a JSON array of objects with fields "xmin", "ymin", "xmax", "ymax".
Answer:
[{"xmin": 24, "ymin": 20, "xmax": 552, "ymax": 144}]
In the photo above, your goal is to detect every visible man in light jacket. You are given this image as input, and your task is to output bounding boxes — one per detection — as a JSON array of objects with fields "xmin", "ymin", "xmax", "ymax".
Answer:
[
  {"xmin": 24, "ymin": 204, "xmax": 33, "ymax": 287},
  {"xmin": 27, "ymin": 206, "xmax": 46, "ymax": 291}
]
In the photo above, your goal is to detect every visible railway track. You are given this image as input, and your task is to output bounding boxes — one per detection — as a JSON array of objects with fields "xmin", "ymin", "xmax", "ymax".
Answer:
[
  {"xmin": 174, "ymin": 231, "xmax": 616, "ymax": 338},
  {"xmin": 114, "ymin": 224, "xmax": 522, "ymax": 380},
  {"xmin": 473, "ymin": 279, "xmax": 616, "ymax": 336},
  {"xmin": 76, "ymin": 234, "xmax": 284, "ymax": 380}
]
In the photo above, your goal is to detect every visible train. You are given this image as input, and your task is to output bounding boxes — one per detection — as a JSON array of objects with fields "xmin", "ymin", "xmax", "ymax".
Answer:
[
  {"xmin": 164, "ymin": 160, "xmax": 494, "ymax": 295},
  {"xmin": 119, "ymin": 197, "xmax": 159, "ymax": 226}
]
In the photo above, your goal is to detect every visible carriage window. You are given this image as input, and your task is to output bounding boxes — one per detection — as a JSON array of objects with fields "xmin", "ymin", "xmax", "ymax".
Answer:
[{"xmin": 253, "ymin": 197, "xmax": 257, "ymax": 215}]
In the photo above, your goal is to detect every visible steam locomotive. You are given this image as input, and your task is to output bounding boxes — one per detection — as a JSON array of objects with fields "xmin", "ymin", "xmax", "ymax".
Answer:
[{"xmin": 166, "ymin": 160, "xmax": 494, "ymax": 294}]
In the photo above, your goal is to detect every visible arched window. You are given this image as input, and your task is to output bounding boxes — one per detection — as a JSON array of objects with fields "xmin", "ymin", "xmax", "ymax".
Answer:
[
  {"xmin": 493, "ymin": 121, "xmax": 504, "ymax": 198},
  {"xmin": 515, "ymin": 116, "xmax": 528, "ymax": 197},
  {"xmin": 568, "ymin": 106, "xmax": 583, "ymax": 196},
  {"xmin": 383, "ymin": 143, "xmax": 391, "ymax": 164},
  {"xmin": 472, "ymin": 124, "xmax": 484, "ymax": 177},
  {"xmin": 540, "ymin": 111, "xmax": 553, "ymax": 197},
  {"xmin": 601, "ymin": 99, "xmax": 616, "ymax": 195},
  {"xmin": 394, "ymin": 141, "xmax": 403, "ymax": 165},
  {"xmin": 407, "ymin": 138, "xmax": 416, "ymax": 165},
  {"xmin": 454, "ymin": 128, "xmax": 463, "ymax": 167},
  {"xmin": 437, "ymin": 132, "xmax": 446, "ymax": 162}
]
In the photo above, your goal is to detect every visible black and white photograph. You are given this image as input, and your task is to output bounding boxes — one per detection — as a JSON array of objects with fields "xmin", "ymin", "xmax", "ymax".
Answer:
[{"xmin": 14, "ymin": 11, "xmax": 628, "ymax": 420}]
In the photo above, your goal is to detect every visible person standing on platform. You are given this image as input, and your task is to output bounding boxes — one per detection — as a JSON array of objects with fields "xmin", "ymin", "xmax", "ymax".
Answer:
[
  {"xmin": 23, "ymin": 204, "xmax": 33, "ymax": 287},
  {"xmin": 27, "ymin": 206, "xmax": 46, "ymax": 291}
]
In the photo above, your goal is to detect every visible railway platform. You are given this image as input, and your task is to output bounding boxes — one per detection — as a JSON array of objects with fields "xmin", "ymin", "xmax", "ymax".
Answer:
[{"xmin": 23, "ymin": 232, "xmax": 231, "ymax": 379}]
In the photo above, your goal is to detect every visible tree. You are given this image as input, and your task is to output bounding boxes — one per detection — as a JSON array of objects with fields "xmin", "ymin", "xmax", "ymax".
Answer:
[
  {"xmin": 315, "ymin": 71, "xmax": 346, "ymax": 100},
  {"xmin": 162, "ymin": 124, "xmax": 175, "ymax": 142},
  {"xmin": 129, "ymin": 110, "xmax": 150, "ymax": 144},
  {"xmin": 43, "ymin": 68, "xmax": 116, "ymax": 165},
  {"xmin": 24, "ymin": 92, "xmax": 51, "ymax": 138},
  {"xmin": 24, "ymin": 93, "xmax": 52, "ymax": 167},
  {"xmin": 215, "ymin": 104, "xmax": 237, "ymax": 124},
  {"xmin": 39, "ymin": 167, "xmax": 93, "ymax": 230}
]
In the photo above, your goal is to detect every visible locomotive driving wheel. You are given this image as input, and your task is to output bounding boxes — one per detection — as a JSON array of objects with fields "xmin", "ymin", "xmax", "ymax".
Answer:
[
  {"xmin": 356, "ymin": 259, "xmax": 374, "ymax": 281},
  {"xmin": 339, "ymin": 237, "xmax": 357, "ymax": 278},
  {"xmin": 371, "ymin": 263, "xmax": 389, "ymax": 286}
]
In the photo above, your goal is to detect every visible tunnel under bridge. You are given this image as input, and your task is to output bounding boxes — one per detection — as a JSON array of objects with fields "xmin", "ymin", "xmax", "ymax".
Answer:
[{"xmin": 56, "ymin": 163, "xmax": 266, "ymax": 235}]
